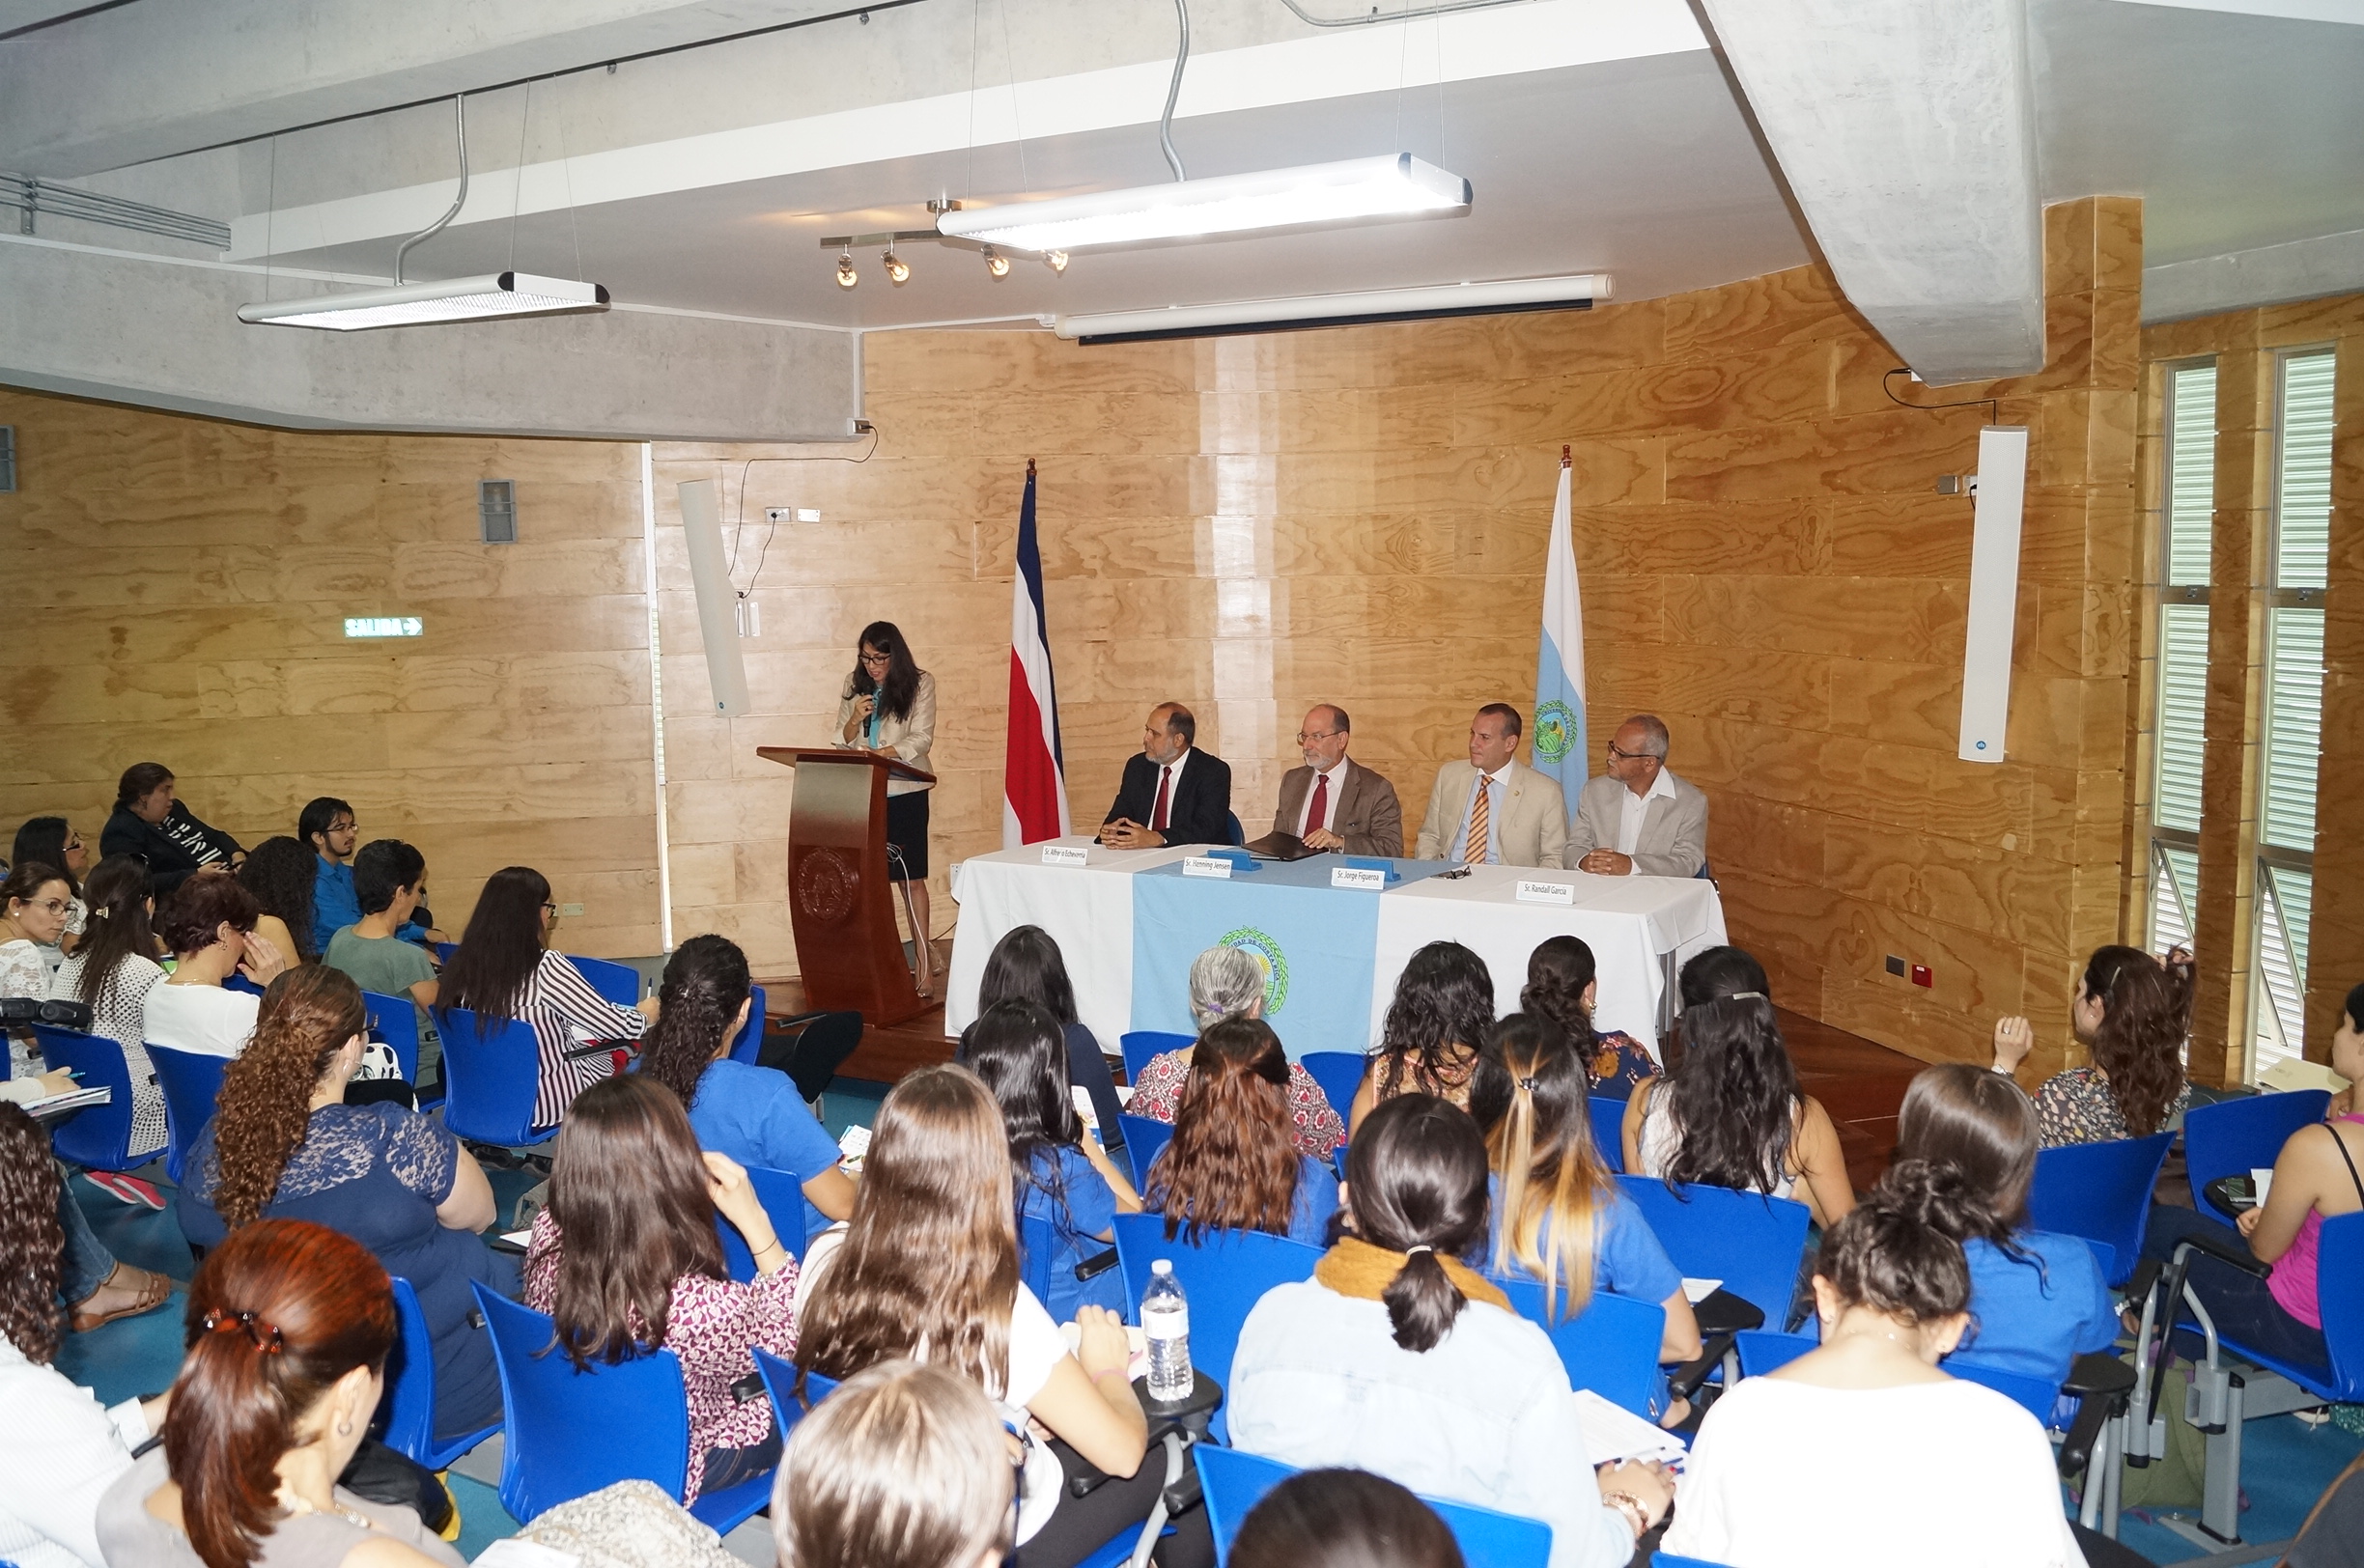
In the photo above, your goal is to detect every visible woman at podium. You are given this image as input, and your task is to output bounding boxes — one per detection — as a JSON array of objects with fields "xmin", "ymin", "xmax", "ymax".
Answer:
[{"xmin": 838, "ymin": 621, "xmax": 938, "ymax": 994}]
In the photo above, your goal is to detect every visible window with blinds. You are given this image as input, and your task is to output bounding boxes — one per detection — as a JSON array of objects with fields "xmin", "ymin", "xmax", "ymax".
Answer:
[
  {"xmin": 2150, "ymin": 363, "xmax": 2213, "ymax": 961},
  {"xmin": 2253, "ymin": 350, "xmax": 2335, "ymax": 1076}
]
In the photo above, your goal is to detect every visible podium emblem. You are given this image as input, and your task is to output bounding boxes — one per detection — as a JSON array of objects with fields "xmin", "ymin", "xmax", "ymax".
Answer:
[{"xmin": 793, "ymin": 847, "xmax": 860, "ymax": 924}]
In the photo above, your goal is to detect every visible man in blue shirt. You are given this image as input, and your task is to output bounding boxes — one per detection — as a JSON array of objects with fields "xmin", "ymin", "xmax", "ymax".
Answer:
[{"xmin": 302, "ymin": 796, "xmax": 438, "ymax": 946}]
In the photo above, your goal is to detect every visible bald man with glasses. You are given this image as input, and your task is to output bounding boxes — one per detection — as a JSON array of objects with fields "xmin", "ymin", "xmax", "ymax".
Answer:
[
  {"xmin": 1271, "ymin": 704, "xmax": 1404, "ymax": 856},
  {"xmin": 1568, "ymin": 714, "xmax": 1708, "ymax": 878}
]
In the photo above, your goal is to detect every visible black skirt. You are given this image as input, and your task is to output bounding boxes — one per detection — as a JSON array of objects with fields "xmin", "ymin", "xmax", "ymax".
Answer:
[{"xmin": 885, "ymin": 788, "xmax": 931, "ymax": 882}]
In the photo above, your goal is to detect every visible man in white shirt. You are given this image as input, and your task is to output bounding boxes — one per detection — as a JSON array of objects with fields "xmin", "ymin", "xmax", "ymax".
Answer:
[
  {"xmin": 1271, "ymin": 705, "xmax": 1405, "ymax": 855},
  {"xmin": 1569, "ymin": 714, "xmax": 1709, "ymax": 878},
  {"xmin": 1412, "ymin": 705, "xmax": 1567, "ymax": 869}
]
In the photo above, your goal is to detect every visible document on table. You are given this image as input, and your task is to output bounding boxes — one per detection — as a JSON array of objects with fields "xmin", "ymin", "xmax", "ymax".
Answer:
[
  {"xmin": 1572, "ymin": 1388, "xmax": 1687, "ymax": 1466},
  {"xmin": 1681, "ymin": 1277, "xmax": 1723, "ymax": 1303}
]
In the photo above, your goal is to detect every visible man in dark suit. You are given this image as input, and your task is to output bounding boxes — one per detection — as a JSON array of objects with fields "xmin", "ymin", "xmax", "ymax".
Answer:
[
  {"xmin": 1273, "ymin": 703, "xmax": 1404, "ymax": 856},
  {"xmin": 1099, "ymin": 701, "xmax": 1234, "ymax": 849}
]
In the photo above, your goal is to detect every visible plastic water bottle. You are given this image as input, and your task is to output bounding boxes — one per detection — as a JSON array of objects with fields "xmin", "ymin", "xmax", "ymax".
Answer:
[{"xmin": 1142, "ymin": 1259, "xmax": 1194, "ymax": 1403}]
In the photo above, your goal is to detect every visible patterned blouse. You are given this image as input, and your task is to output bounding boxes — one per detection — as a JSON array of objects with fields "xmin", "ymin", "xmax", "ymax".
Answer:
[
  {"xmin": 2034, "ymin": 1066, "xmax": 2192, "ymax": 1148},
  {"xmin": 49, "ymin": 952, "xmax": 168, "ymax": 1159},
  {"xmin": 1127, "ymin": 1050, "xmax": 1346, "ymax": 1158},
  {"xmin": 1373, "ymin": 1047, "xmax": 1479, "ymax": 1111},
  {"xmin": 522, "ymin": 1207, "xmax": 799, "ymax": 1500},
  {"xmin": 494, "ymin": 950, "xmax": 648, "ymax": 1129},
  {"xmin": 1585, "ymin": 1029, "xmax": 1662, "ymax": 1099}
]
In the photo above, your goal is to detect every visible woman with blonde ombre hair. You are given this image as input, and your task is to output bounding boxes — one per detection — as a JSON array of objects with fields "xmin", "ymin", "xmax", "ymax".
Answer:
[
  {"xmin": 179, "ymin": 967, "xmax": 509, "ymax": 1446},
  {"xmin": 795, "ymin": 1064, "xmax": 1156, "ymax": 1568}
]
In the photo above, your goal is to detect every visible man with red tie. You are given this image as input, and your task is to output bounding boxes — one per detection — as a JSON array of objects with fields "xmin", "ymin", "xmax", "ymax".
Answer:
[
  {"xmin": 1098, "ymin": 701, "xmax": 1235, "ymax": 850},
  {"xmin": 1272, "ymin": 703, "xmax": 1404, "ymax": 856}
]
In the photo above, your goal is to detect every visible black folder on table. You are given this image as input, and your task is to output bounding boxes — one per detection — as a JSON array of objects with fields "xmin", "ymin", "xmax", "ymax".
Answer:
[{"xmin": 1243, "ymin": 831, "xmax": 1320, "ymax": 862}]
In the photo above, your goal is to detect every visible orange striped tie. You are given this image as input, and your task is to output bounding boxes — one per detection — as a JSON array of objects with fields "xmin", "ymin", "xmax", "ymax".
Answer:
[{"xmin": 1464, "ymin": 775, "xmax": 1490, "ymax": 864}]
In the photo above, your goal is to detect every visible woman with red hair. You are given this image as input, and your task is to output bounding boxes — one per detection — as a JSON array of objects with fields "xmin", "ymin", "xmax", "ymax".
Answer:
[{"xmin": 1146, "ymin": 1017, "xmax": 1337, "ymax": 1247}]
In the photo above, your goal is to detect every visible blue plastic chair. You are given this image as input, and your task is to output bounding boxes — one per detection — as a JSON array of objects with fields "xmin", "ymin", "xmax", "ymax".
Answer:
[
  {"xmin": 1225, "ymin": 812, "xmax": 1246, "ymax": 847},
  {"xmin": 1487, "ymin": 1275, "xmax": 1668, "ymax": 1420},
  {"xmin": 380, "ymin": 1276, "xmax": 498, "ymax": 1470},
  {"xmin": 1119, "ymin": 1113, "xmax": 1175, "ymax": 1190},
  {"xmin": 569, "ymin": 955, "xmax": 644, "ymax": 1009},
  {"xmin": 1589, "ymin": 1094, "xmax": 1626, "ymax": 1173},
  {"xmin": 1197, "ymin": 1447, "xmax": 1553, "ymax": 1568},
  {"xmin": 472, "ymin": 1283, "xmax": 773, "ymax": 1531},
  {"xmin": 1298, "ymin": 1051, "xmax": 1368, "ymax": 1120},
  {"xmin": 2183, "ymin": 1089, "xmax": 2333, "ymax": 1219},
  {"xmin": 1737, "ymin": 1328, "xmax": 2070, "ymax": 1425},
  {"xmin": 1615, "ymin": 1177, "xmax": 1811, "ymax": 1330},
  {"xmin": 147, "ymin": 1043, "xmax": 228, "ymax": 1185},
  {"xmin": 33, "ymin": 1025, "xmax": 137, "ymax": 1173},
  {"xmin": 2027, "ymin": 1131, "xmax": 2175, "ymax": 1286},
  {"xmin": 1111, "ymin": 1216, "xmax": 1323, "ymax": 1443},
  {"xmin": 715, "ymin": 1165, "xmax": 816, "ymax": 1281},
  {"xmin": 361, "ymin": 990, "xmax": 422, "ymax": 1085},
  {"xmin": 728, "ymin": 984, "xmax": 768, "ymax": 1066},
  {"xmin": 1655, "ymin": 1556, "xmax": 1739, "ymax": 1568},
  {"xmin": 433, "ymin": 941, "xmax": 458, "ymax": 965},
  {"xmin": 1120, "ymin": 1030, "xmax": 1196, "ymax": 1085},
  {"xmin": 223, "ymin": 974, "xmax": 266, "ymax": 997},
  {"xmin": 434, "ymin": 1008, "xmax": 558, "ymax": 1148},
  {"xmin": 750, "ymin": 1348, "xmax": 838, "ymax": 1444},
  {"xmin": 1731, "ymin": 1329, "xmax": 1815, "ymax": 1379}
]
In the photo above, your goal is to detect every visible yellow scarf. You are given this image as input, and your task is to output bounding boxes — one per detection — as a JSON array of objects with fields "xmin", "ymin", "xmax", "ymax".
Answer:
[{"xmin": 1312, "ymin": 1235, "xmax": 1509, "ymax": 1312}]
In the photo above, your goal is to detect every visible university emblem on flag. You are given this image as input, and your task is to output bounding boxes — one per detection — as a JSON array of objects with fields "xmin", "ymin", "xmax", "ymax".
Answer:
[
  {"xmin": 1221, "ymin": 926, "xmax": 1291, "ymax": 1015},
  {"xmin": 1533, "ymin": 700, "xmax": 1577, "ymax": 764}
]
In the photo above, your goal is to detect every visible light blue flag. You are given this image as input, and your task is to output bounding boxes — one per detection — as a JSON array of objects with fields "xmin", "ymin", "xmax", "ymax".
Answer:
[{"xmin": 1530, "ymin": 458, "xmax": 1587, "ymax": 817}]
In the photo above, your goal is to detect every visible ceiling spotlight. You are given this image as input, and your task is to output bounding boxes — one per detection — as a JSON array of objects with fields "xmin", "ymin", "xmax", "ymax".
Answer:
[
  {"xmin": 1044, "ymin": 250, "xmax": 1069, "ymax": 275},
  {"xmin": 883, "ymin": 249, "xmax": 911, "ymax": 285},
  {"xmin": 835, "ymin": 249, "xmax": 858, "ymax": 289},
  {"xmin": 983, "ymin": 245, "xmax": 1010, "ymax": 279}
]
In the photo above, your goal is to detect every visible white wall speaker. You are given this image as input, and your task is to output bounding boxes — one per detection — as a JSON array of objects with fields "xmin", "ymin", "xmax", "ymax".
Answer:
[
  {"xmin": 676, "ymin": 478, "xmax": 751, "ymax": 717},
  {"xmin": 1957, "ymin": 425, "xmax": 2031, "ymax": 764}
]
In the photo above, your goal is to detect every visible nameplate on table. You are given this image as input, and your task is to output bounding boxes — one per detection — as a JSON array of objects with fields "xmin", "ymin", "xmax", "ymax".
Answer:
[
  {"xmin": 1182, "ymin": 856, "xmax": 1234, "ymax": 879},
  {"xmin": 1515, "ymin": 880, "xmax": 1577, "ymax": 905},
  {"xmin": 1331, "ymin": 866, "xmax": 1389, "ymax": 891},
  {"xmin": 1039, "ymin": 845, "xmax": 1091, "ymax": 867}
]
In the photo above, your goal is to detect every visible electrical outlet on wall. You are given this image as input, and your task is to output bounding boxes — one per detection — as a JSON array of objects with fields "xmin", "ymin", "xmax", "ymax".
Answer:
[
  {"xmin": 765, "ymin": 508, "xmax": 792, "ymax": 523},
  {"xmin": 1885, "ymin": 954, "xmax": 1907, "ymax": 978},
  {"xmin": 559, "ymin": 902, "xmax": 585, "ymax": 917}
]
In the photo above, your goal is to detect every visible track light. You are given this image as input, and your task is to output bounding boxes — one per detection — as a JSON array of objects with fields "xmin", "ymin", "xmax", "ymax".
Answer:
[
  {"xmin": 983, "ymin": 245, "xmax": 1010, "ymax": 278},
  {"xmin": 1044, "ymin": 250, "xmax": 1069, "ymax": 275},
  {"xmin": 883, "ymin": 249, "xmax": 911, "ymax": 285},
  {"xmin": 835, "ymin": 249, "xmax": 858, "ymax": 289}
]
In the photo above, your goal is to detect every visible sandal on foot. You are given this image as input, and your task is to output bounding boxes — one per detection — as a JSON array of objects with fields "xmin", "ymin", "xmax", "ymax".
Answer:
[{"xmin": 70, "ymin": 1263, "xmax": 172, "ymax": 1331}]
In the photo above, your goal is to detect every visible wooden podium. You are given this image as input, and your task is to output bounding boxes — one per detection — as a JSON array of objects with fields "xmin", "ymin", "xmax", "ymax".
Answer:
[{"xmin": 758, "ymin": 746, "xmax": 937, "ymax": 1027}]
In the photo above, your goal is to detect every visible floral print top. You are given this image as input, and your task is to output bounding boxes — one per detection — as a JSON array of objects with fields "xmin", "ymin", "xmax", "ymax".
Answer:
[
  {"xmin": 1127, "ymin": 1050, "xmax": 1346, "ymax": 1158},
  {"xmin": 2034, "ymin": 1065, "xmax": 2191, "ymax": 1148}
]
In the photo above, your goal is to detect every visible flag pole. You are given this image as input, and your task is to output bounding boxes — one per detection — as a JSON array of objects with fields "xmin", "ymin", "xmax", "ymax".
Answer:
[{"xmin": 1562, "ymin": 444, "xmax": 1571, "ymax": 468}]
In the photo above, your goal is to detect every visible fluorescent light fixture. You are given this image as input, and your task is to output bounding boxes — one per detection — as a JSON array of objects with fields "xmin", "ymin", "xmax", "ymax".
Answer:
[
  {"xmin": 939, "ymin": 154, "xmax": 1471, "ymax": 254},
  {"xmin": 239, "ymin": 272, "xmax": 609, "ymax": 331},
  {"xmin": 345, "ymin": 616, "xmax": 423, "ymax": 638},
  {"xmin": 1055, "ymin": 273, "xmax": 1613, "ymax": 345}
]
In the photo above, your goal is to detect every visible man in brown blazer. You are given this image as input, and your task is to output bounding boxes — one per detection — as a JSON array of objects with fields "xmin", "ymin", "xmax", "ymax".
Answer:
[{"xmin": 1272, "ymin": 704, "xmax": 1405, "ymax": 856}]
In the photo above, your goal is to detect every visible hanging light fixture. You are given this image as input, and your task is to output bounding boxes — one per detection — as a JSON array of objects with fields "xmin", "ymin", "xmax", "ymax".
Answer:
[
  {"xmin": 1044, "ymin": 250, "xmax": 1069, "ymax": 274},
  {"xmin": 835, "ymin": 249, "xmax": 858, "ymax": 288},
  {"xmin": 982, "ymin": 245, "xmax": 1010, "ymax": 278},
  {"xmin": 883, "ymin": 249, "xmax": 911, "ymax": 285}
]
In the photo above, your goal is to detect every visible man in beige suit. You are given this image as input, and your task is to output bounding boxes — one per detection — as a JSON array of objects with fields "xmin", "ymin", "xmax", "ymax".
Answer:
[
  {"xmin": 1568, "ymin": 714, "xmax": 1709, "ymax": 878},
  {"xmin": 1413, "ymin": 704, "xmax": 1567, "ymax": 868},
  {"xmin": 1272, "ymin": 704, "xmax": 1405, "ymax": 856}
]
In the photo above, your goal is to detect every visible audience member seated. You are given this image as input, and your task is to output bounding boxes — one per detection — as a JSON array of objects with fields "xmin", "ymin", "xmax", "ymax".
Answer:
[
  {"xmin": 1622, "ymin": 946, "xmax": 1855, "ymax": 1227},
  {"xmin": 321, "ymin": 841, "xmax": 442, "ymax": 1087},
  {"xmin": 11, "ymin": 818, "xmax": 89, "ymax": 967},
  {"xmin": 967, "ymin": 924, "xmax": 1124, "ymax": 1142},
  {"xmin": 1230, "ymin": 1470, "xmax": 1464, "ymax": 1568},
  {"xmin": 1470, "ymin": 1015, "xmax": 1701, "ymax": 1370},
  {"xmin": 50, "ymin": 856, "xmax": 170, "ymax": 1162},
  {"xmin": 177, "ymin": 967, "xmax": 508, "ymax": 1443},
  {"xmin": 797, "ymin": 1065, "xmax": 1152, "ymax": 1568},
  {"xmin": 304, "ymin": 800, "xmax": 439, "ymax": 951},
  {"xmin": 1348, "ymin": 940, "xmax": 1494, "ymax": 1132},
  {"xmin": 638, "ymin": 934, "xmax": 855, "ymax": 1225},
  {"xmin": 1121, "ymin": 945, "xmax": 1345, "ymax": 1159},
  {"xmin": 1228, "ymin": 1095, "xmax": 1673, "ymax": 1568},
  {"xmin": 1992, "ymin": 944, "xmax": 2193, "ymax": 1147},
  {"xmin": 0, "ymin": 1102, "xmax": 172, "ymax": 1568},
  {"xmin": 435, "ymin": 866, "xmax": 656, "ymax": 1132},
  {"xmin": 1660, "ymin": 1162, "xmax": 2083, "ymax": 1568},
  {"xmin": 1519, "ymin": 935, "xmax": 1658, "ymax": 1100},
  {"xmin": 770, "ymin": 1359, "xmax": 1017, "ymax": 1568},
  {"xmin": 98, "ymin": 763, "xmax": 243, "ymax": 897},
  {"xmin": 1144, "ymin": 1017, "xmax": 1337, "ymax": 1249},
  {"xmin": 964, "ymin": 998, "xmax": 1141, "ymax": 1321},
  {"xmin": 238, "ymin": 837, "xmax": 321, "ymax": 964},
  {"xmin": 95, "ymin": 1218, "xmax": 464, "ymax": 1568},
  {"xmin": 2139, "ymin": 977, "xmax": 2364, "ymax": 1370},
  {"xmin": 1895, "ymin": 1064, "xmax": 2114, "ymax": 1385},
  {"xmin": 143, "ymin": 875, "xmax": 287, "ymax": 1060},
  {"xmin": 523, "ymin": 1075, "xmax": 797, "ymax": 1501},
  {"xmin": 3, "ymin": 862, "xmax": 76, "ymax": 1078}
]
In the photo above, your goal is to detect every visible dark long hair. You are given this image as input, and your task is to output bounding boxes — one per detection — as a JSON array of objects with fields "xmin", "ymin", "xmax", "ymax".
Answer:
[
  {"xmin": 211, "ymin": 968, "xmax": 368, "ymax": 1229},
  {"xmin": 2081, "ymin": 944, "xmax": 2191, "ymax": 1137},
  {"xmin": 165, "ymin": 1220, "xmax": 396, "ymax": 1568},
  {"xmin": 978, "ymin": 924, "xmax": 1080, "ymax": 1027},
  {"xmin": 72, "ymin": 855, "xmax": 157, "ymax": 1011},
  {"xmin": 0, "ymin": 1104, "xmax": 65, "ymax": 1366},
  {"xmin": 964, "ymin": 999, "xmax": 1088, "ymax": 1237},
  {"xmin": 437, "ymin": 866, "xmax": 552, "ymax": 1030},
  {"xmin": 1659, "ymin": 946, "xmax": 1799, "ymax": 1194},
  {"xmin": 1896, "ymin": 1062, "xmax": 2037, "ymax": 1236},
  {"xmin": 640, "ymin": 934, "xmax": 752, "ymax": 1108},
  {"xmin": 850, "ymin": 621, "xmax": 921, "ymax": 724},
  {"xmin": 1148, "ymin": 1017, "xmax": 1300, "ymax": 1243},
  {"xmin": 12, "ymin": 818, "xmax": 79, "ymax": 898},
  {"xmin": 1470, "ymin": 1013, "xmax": 1614, "ymax": 1321},
  {"xmin": 1520, "ymin": 935, "xmax": 1598, "ymax": 1046},
  {"xmin": 237, "ymin": 836, "xmax": 318, "ymax": 960},
  {"xmin": 1375, "ymin": 941, "xmax": 1494, "ymax": 1100},
  {"xmin": 547, "ymin": 1074, "xmax": 725, "ymax": 1367},
  {"xmin": 114, "ymin": 762, "xmax": 174, "ymax": 814},
  {"xmin": 1232, "ymin": 1470, "xmax": 1465, "ymax": 1568},
  {"xmin": 1346, "ymin": 1095, "xmax": 1491, "ymax": 1353},
  {"xmin": 1815, "ymin": 1160, "xmax": 1979, "ymax": 1327}
]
